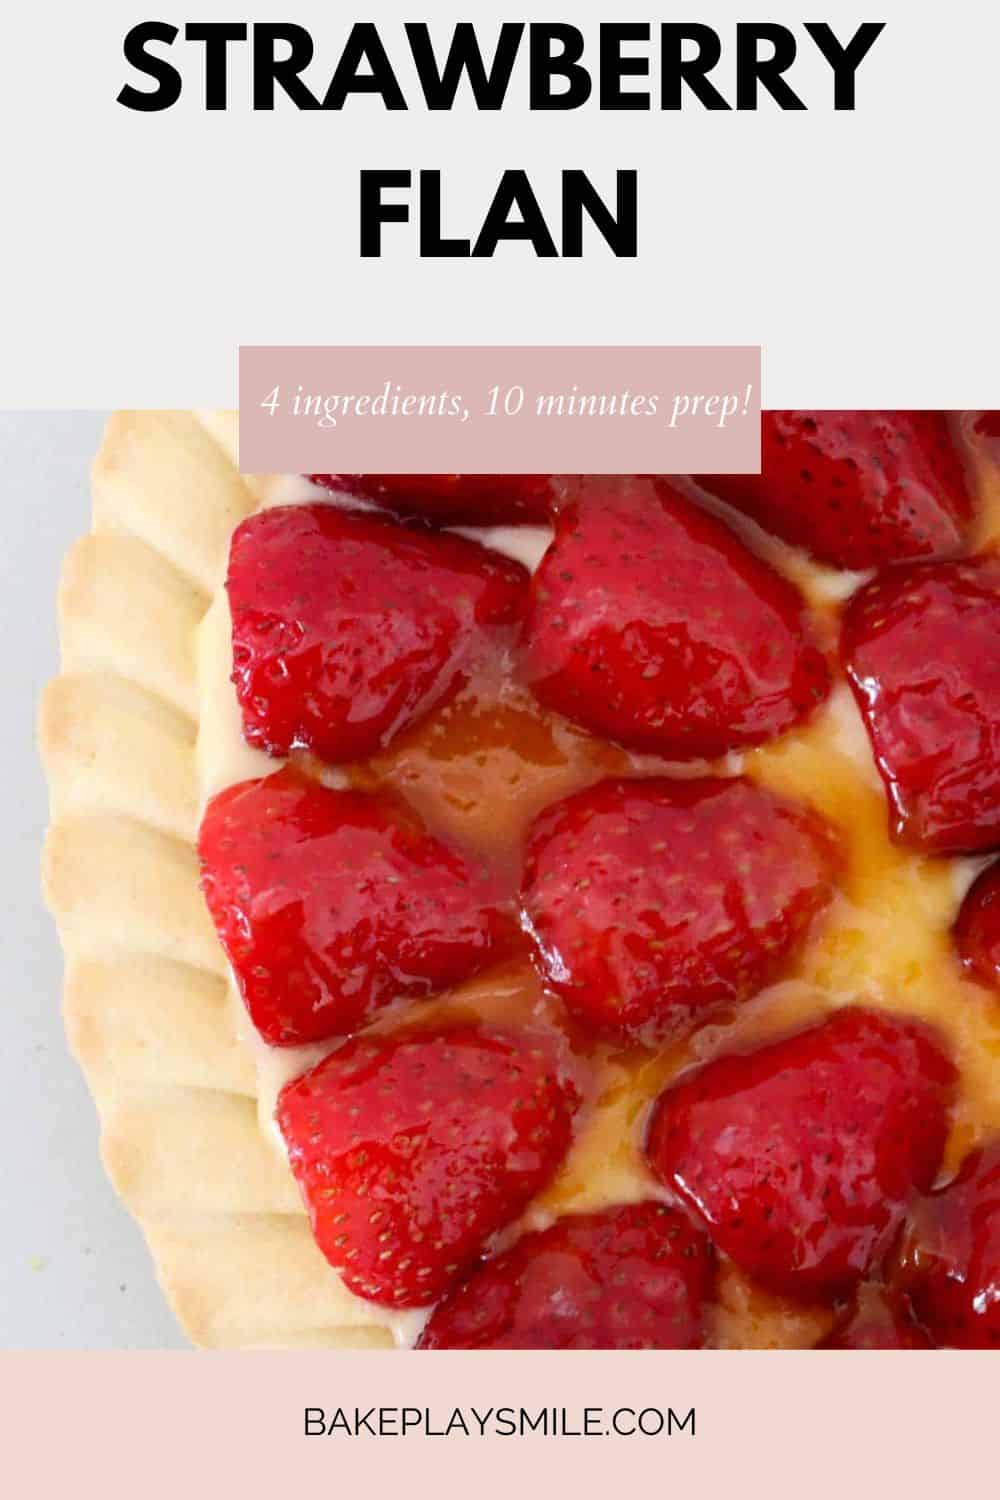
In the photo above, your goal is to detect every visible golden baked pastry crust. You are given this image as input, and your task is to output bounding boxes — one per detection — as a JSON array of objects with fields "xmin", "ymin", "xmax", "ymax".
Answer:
[{"xmin": 40, "ymin": 412, "xmax": 395, "ymax": 1348}]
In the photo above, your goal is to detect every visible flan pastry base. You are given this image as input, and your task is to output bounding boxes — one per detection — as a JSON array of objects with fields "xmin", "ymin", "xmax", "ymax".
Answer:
[
  {"xmin": 40, "ymin": 412, "xmax": 397, "ymax": 1348},
  {"xmin": 40, "ymin": 412, "xmax": 1000, "ymax": 1349}
]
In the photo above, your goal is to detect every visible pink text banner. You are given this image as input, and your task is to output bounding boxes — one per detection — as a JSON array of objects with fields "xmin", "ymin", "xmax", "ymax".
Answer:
[{"xmin": 237, "ymin": 345, "xmax": 761, "ymax": 475}]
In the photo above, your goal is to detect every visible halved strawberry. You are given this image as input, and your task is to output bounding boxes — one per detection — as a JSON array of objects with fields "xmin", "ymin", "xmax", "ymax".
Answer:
[
  {"xmin": 842, "ymin": 555, "xmax": 1000, "ymax": 854},
  {"xmin": 699, "ymin": 411, "xmax": 972, "ymax": 570},
  {"xmin": 276, "ymin": 1025, "xmax": 580, "ymax": 1306},
  {"xmin": 417, "ymin": 1201, "xmax": 713, "ymax": 1349},
  {"xmin": 973, "ymin": 412, "xmax": 1000, "ymax": 440},
  {"xmin": 894, "ymin": 1142, "xmax": 1000, "ymax": 1348},
  {"xmin": 198, "ymin": 769, "xmax": 517, "ymax": 1047},
  {"xmin": 520, "ymin": 776, "xmax": 840, "ymax": 1044},
  {"xmin": 954, "ymin": 860, "xmax": 1000, "ymax": 987},
  {"xmin": 645, "ymin": 1007, "xmax": 956, "ymax": 1301},
  {"xmin": 309, "ymin": 474, "xmax": 556, "ymax": 527},
  {"xmin": 523, "ymin": 478, "xmax": 830, "ymax": 758},
  {"xmin": 817, "ymin": 1285, "xmax": 933, "ymax": 1348},
  {"xmin": 227, "ymin": 503, "xmax": 528, "ymax": 763}
]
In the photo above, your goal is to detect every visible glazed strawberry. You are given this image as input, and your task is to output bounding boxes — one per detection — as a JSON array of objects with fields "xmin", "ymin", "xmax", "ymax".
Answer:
[
  {"xmin": 309, "ymin": 474, "xmax": 555, "ymax": 527},
  {"xmin": 894, "ymin": 1142, "xmax": 1000, "ymax": 1347},
  {"xmin": 973, "ymin": 411, "xmax": 1000, "ymax": 439},
  {"xmin": 417, "ymin": 1202, "xmax": 713, "ymax": 1349},
  {"xmin": 700, "ymin": 412, "xmax": 972, "ymax": 570},
  {"xmin": 817, "ymin": 1286, "xmax": 933, "ymax": 1348},
  {"xmin": 198, "ymin": 769, "xmax": 517, "ymax": 1047},
  {"xmin": 227, "ymin": 503, "xmax": 528, "ymax": 762},
  {"xmin": 645, "ymin": 1007, "xmax": 956, "ymax": 1300},
  {"xmin": 276, "ymin": 1025, "xmax": 580, "ymax": 1306},
  {"xmin": 954, "ymin": 861, "xmax": 1000, "ymax": 987},
  {"xmin": 520, "ymin": 776, "xmax": 840, "ymax": 1044},
  {"xmin": 842, "ymin": 555, "xmax": 1000, "ymax": 853},
  {"xmin": 523, "ymin": 478, "xmax": 830, "ymax": 758}
]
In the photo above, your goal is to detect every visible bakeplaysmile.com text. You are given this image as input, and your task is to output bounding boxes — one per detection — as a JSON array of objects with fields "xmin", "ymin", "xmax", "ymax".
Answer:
[{"xmin": 304, "ymin": 1405, "xmax": 696, "ymax": 1438}]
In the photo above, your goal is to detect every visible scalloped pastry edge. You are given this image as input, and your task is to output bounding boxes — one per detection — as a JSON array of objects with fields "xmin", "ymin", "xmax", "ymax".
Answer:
[{"xmin": 39, "ymin": 411, "xmax": 395, "ymax": 1348}]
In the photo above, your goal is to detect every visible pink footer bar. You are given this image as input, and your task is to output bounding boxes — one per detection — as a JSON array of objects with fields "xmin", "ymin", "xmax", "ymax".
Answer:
[
  {"xmin": 237, "ymin": 345, "xmax": 761, "ymax": 474},
  {"xmin": 1, "ymin": 1349, "xmax": 988, "ymax": 1498}
]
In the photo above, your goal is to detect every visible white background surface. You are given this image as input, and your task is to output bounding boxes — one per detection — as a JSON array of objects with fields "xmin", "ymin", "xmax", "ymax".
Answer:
[
  {"xmin": 0, "ymin": 412, "xmax": 186, "ymax": 1348},
  {"xmin": 4, "ymin": 0, "xmax": 999, "ymax": 408}
]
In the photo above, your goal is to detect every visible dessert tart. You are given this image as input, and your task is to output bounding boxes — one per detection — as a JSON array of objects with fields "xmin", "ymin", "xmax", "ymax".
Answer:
[{"xmin": 40, "ymin": 411, "xmax": 1000, "ymax": 1349}]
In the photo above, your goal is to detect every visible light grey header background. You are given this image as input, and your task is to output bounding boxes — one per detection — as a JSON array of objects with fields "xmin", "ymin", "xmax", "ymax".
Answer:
[
  {"xmin": 4, "ymin": 0, "xmax": 999, "ymax": 407},
  {"xmin": 0, "ymin": 412, "xmax": 185, "ymax": 1347}
]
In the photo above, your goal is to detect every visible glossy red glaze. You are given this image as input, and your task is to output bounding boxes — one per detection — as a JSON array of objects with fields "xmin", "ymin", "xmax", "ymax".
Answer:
[
  {"xmin": 817, "ymin": 1285, "xmax": 933, "ymax": 1348},
  {"xmin": 894, "ymin": 1142, "xmax": 1000, "ymax": 1348},
  {"xmin": 308, "ymin": 473, "xmax": 556, "ymax": 527},
  {"xmin": 418, "ymin": 1202, "xmax": 713, "ymax": 1349},
  {"xmin": 198, "ymin": 769, "xmax": 518, "ymax": 1047},
  {"xmin": 276, "ymin": 1025, "xmax": 580, "ymax": 1307},
  {"xmin": 523, "ymin": 477, "xmax": 830, "ymax": 758},
  {"xmin": 700, "ymin": 411, "xmax": 972, "ymax": 570},
  {"xmin": 227, "ymin": 503, "xmax": 528, "ymax": 763},
  {"xmin": 520, "ymin": 776, "xmax": 841, "ymax": 1044},
  {"xmin": 842, "ymin": 555, "xmax": 1000, "ymax": 854},
  {"xmin": 954, "ymin": 860, "xmax": 1000, "ymax": 988},
  {"xmin": 645, "ymin": 1007, "xmax": 956, "ymax": 1301}
]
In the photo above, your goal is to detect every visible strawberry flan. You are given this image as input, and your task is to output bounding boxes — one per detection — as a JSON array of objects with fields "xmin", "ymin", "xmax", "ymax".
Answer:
[{"xmin": 42, "ymin": 411, "xmax": 1000, "ymax": 1348}]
